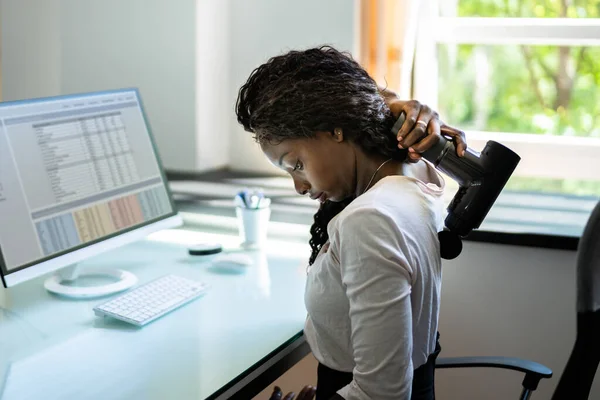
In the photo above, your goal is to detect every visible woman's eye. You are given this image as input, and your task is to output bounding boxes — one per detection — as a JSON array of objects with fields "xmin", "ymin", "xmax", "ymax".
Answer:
[{"xmin": 293, "ymin": 161, "xmax": 303, "ymax": 171}]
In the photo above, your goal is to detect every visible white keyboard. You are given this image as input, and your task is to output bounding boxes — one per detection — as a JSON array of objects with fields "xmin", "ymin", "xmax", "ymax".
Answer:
[{"xmin": 93, "ymin": 275, "xmax": 208, "ymax": 327}]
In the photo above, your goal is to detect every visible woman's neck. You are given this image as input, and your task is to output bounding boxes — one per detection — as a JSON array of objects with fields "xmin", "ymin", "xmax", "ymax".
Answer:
[{"xmin": 354, "ymin": 152, "xmax": 403, "ymax": 197}]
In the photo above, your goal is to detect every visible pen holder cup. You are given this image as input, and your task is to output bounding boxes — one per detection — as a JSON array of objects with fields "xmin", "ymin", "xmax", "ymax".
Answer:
[{"xmin": 236, "ymin": 206, "xmax": 271, "ymax": 249}]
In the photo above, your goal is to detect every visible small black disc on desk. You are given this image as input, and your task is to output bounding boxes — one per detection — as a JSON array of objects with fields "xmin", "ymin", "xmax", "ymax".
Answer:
[{"xmin": 188, "ymin": 243, "xmax": 223, "ymax": 256}]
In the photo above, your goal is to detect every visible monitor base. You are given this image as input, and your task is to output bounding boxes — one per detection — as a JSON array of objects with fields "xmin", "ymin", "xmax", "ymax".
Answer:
[{"xmin": 44, "ymin": 264, "xmax": 137, "ymax": 299}]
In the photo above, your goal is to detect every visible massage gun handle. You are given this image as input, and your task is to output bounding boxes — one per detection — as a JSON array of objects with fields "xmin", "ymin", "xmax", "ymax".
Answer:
[
  {"xmin": 391, "ymin": 113, "xmax": 481, "ymax": 185},
  {"xmin": 421, "ymin": 137, "xmax": 485, "ymax": 186}
]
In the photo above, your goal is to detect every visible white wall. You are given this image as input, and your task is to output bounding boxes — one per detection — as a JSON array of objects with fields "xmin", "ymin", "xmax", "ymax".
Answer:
[
  {"xmin": 1, "ymin": 0, "xmax": 62, "ymax": 99},
  {"xmin": 1, "ymin": 0, "xmax": 199, "ymax": 171},
  {"xmin": 228, "ymin": 0, "xmax": 357, "ymax": 174},
  {"xmin": 195, "ymin": 0, "xmax": 231, "ymax": 171}
]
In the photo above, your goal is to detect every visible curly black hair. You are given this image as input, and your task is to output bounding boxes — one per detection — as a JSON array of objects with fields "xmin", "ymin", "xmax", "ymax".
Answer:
[{"xmin": 236, "ymin": 46, "xmax": 408, "ymax": 265}]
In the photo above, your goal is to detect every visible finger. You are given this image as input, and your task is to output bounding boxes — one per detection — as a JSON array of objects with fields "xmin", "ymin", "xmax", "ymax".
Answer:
[
  {"xmin": 399, "ymin": 122, "xmax": 426, "ymax": 149},
  {"xmin": 298, "ymin": 386, "xmax": 317, "ymax": 400},
  {"xmin": 270, "ymin": 386, "xmax": 283, "ymax": 400},
  {"xmin": 283, "ymin": 392, "xmax": 296, "ymax": 400},
  {"xmin": 388, "ymin": 100, "xmax": 406, "ymax": 119},
  {"xmin": 441, "ymin": 124, "xmax": 467, "ymax": 156},
  {"xmin": 401, "ymin": 106, "xmax": 435, "ymax": 148},
  {"xmin": 407, "ymin": 148, "xmax": 423, "ymax": 162},
  {"xmin": 396, "ymin": 101, "xmax": 420, "ymax": 143},
  {"xmin": 410, "ymin": 121, "xmax": 441, "ymax": 154},
  {"xmin": 427, "ymin": 117, "xmax": 441, "ymax": 140},
  {"xmin": 297, "ymin": 386, "xmax": 316, "ymax": 400}
]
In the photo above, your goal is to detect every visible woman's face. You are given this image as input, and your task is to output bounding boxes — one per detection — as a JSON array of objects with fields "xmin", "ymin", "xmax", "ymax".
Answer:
[{"xmin": 261, "ymin": 131, "xmax": 356, "ymax": 203}]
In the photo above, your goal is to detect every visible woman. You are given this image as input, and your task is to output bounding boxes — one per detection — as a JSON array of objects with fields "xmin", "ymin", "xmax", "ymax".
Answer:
[{"xmin": 236, "ymin": 46, "xmax": 465, "ymax": 400}]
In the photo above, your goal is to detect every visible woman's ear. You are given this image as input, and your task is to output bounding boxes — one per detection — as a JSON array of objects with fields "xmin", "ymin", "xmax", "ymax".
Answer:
[{"xmin": 333, "ymin": 128, "xmax": 344, "ymax": 142}]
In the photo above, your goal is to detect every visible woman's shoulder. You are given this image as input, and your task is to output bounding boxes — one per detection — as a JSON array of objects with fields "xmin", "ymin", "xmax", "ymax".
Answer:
[
  {"xmin": 329, "ymin": 199, "xmax": 438, "ymax": 267},
  {"xmin": 333, "ymin": 200, "xmax": 404, "ymax": 236},
  {"xmin": 327, "ymin": 204, "xmax": 401, "ymax": 250},
  {"xmin": 331, "ymin": 169, "xmax": 446, "ymax": 237},
  {"xmin": 379, "ymin": 160, "xmax": 445, "ymax": 197}
]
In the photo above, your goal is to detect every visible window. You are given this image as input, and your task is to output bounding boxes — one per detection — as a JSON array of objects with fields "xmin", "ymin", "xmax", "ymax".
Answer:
[{"xmin": 414, "ymin": 0, "xmax": 600, "ymax": 201}]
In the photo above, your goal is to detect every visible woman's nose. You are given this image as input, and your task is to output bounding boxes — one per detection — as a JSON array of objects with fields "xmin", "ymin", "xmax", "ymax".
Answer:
[{"xmin": 293, "ymin": 178, "xmax": 310, "ymax": 196}]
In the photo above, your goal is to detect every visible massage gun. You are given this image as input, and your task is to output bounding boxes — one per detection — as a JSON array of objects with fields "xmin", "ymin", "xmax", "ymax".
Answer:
[{"xmin": 392, "ymin": 116, "xmax": 521, "ymax": 259}]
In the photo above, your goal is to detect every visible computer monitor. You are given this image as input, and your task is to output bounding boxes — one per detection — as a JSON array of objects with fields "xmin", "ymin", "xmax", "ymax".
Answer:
[{"xmin": 0, "ymin": 89, "xmax": 182, "ymax": 298}]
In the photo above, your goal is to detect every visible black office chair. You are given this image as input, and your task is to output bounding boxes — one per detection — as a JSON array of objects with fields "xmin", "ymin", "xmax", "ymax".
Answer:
[{"xmin": 435, "ymin": 198, "xmax": 600, "ymax": 400}]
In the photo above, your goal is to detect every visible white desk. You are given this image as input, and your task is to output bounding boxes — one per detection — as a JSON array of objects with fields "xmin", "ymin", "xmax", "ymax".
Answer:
[{"xmin": 0, "ymin": 226, "xmax": 310, "ymax": 400}]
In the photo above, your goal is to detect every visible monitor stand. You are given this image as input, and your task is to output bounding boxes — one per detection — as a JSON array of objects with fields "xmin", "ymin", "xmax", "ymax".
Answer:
[{"xmin": 44, "ymin": 264, "xmax": 138, "ymax": 299}]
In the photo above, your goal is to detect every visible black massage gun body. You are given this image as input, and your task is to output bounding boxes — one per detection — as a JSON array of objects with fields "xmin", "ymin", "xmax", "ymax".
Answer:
[
  {"xmin": 420, "ymin": 137, "xmax": 521, "ymax": 237},
  {"xmin": 392, "ymin": 116, "xmax": 521, "ymax": 258}
]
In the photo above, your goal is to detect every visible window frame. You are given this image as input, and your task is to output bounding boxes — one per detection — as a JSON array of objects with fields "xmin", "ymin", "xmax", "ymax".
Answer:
[{"xmin": 413, "ymin": 0, "xmax": 600, "ymax": 181}]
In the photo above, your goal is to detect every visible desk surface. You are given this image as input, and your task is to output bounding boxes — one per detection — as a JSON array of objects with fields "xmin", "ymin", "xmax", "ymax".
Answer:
[{"xmin": 0, "ymin": 226, "xmax": 310, "ymax": 400}]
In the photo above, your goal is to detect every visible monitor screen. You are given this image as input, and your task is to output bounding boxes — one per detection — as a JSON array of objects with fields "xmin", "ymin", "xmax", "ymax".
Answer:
[{"xmin": 0, "ymin": 89, "xmax": 177, "ymax": 282}]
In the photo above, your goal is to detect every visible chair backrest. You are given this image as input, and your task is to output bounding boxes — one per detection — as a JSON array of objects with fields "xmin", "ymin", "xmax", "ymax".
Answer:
[{"xmin": 552, "ymin": 199, "xmax": 600, "ymax": 400}]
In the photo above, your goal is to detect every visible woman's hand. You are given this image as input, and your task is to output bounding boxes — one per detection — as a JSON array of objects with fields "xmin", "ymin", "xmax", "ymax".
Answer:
[
  {"xmin": 269, "ymin": 385, "xmax": 316, "ymax": 400},
  {"xmin": 379, "ymin": 86, "xmax": 467, "ymax": 162},
  {"xmin": 389, "ymin": 100, "xmax": 467, "ymax": 162}
]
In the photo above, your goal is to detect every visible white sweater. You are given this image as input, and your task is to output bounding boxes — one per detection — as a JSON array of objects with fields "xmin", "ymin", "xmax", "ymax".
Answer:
[{"xmin": 304, "ymin": 161, "xmax": 445, "ymax": 400}]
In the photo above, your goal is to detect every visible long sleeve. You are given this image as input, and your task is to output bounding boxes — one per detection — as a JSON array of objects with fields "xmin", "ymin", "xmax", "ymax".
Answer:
[{"xmin": 336, "ymin": 207, "xmax": 415, "ymax": 400}]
